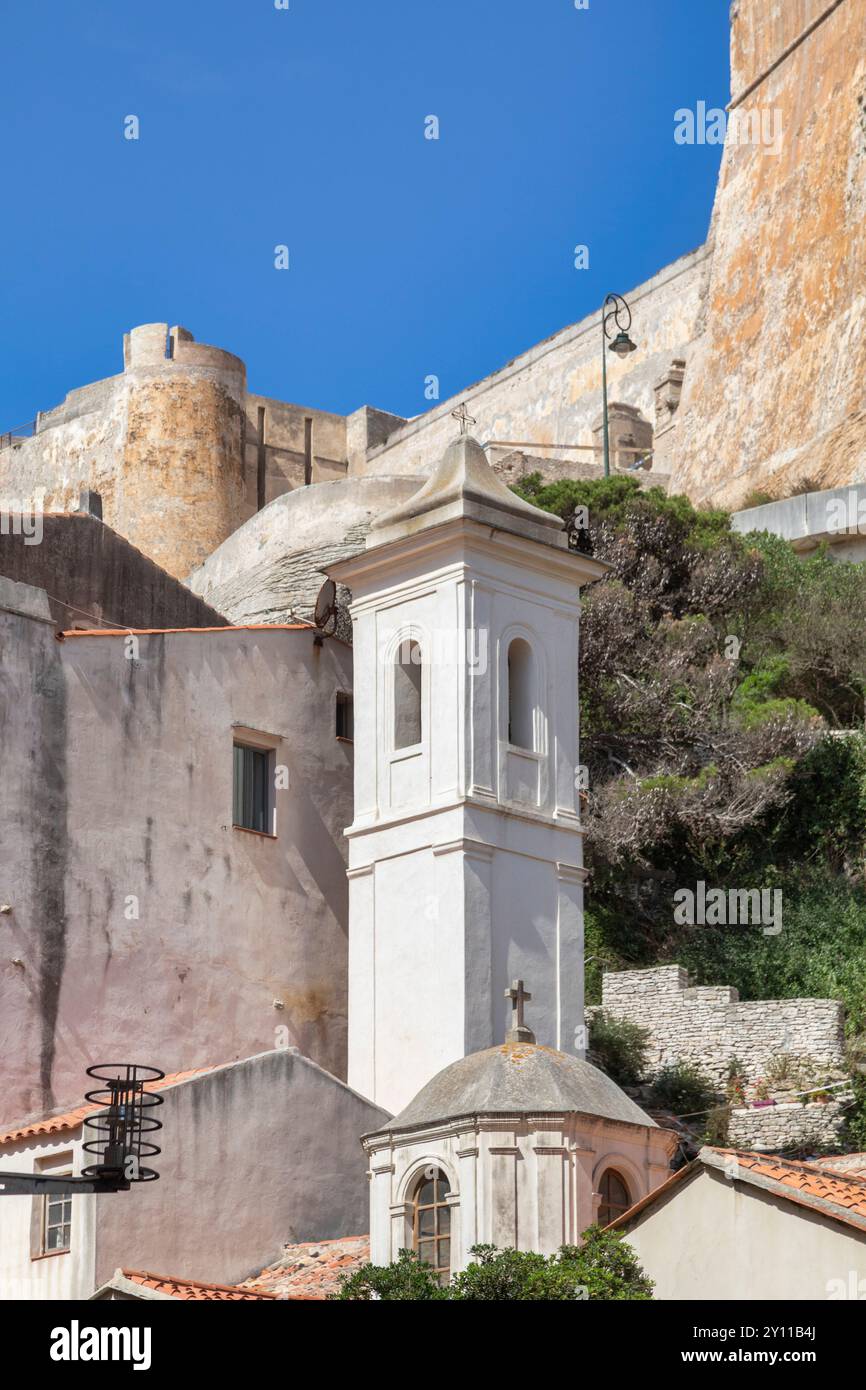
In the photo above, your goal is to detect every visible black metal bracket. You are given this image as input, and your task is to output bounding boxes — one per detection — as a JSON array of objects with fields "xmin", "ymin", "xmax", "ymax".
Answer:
[{"xmin": 0, "ymin": 1172, "xmax": 130, "ymax": 1196}]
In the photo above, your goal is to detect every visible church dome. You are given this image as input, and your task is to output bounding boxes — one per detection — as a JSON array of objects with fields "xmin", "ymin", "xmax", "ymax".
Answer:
[{"xmin": 378, "ymin": 1043, "xmax": 658, "ymax": 1133}]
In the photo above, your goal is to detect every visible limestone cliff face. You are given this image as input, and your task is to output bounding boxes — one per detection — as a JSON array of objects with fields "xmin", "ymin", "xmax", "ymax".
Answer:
[{"xmin": 670, "ymin": 0, "xmax": 866, "ymax": 505}]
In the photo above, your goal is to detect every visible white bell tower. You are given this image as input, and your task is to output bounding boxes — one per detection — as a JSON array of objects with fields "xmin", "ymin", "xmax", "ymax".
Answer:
[{"xmin": 329, "ymin": 433, "xmax": 607, "ymax": 1112}]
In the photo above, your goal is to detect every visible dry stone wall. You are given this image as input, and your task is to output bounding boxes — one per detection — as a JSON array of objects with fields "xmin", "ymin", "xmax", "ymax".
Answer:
[
  {"xmin": 593, "ymin": 965, "xmax": 845, "ymax": 1090},
  {"xmin": 728, "ymin": 1098, "xmax": 850, "ymax": 1152}
]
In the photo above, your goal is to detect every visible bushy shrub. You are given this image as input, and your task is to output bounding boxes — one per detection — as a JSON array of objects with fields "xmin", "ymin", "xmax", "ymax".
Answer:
[
  {"xmin": 647, "ymin": 1060, "xmax": 717, "ymax": 1116},
  {"xmin": 333, "ymin": 1232, "xmax": 654, "ymax": 1301},
  {"xmin": 588, "ymin": 1011, "xmax": 651, "ymax": 1085}
]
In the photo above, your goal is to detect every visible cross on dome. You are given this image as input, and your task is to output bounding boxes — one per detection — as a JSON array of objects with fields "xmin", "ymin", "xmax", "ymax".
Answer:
[{"xmin": 504, "ymin": 979, "xmax": 536, "ymax": 1044}]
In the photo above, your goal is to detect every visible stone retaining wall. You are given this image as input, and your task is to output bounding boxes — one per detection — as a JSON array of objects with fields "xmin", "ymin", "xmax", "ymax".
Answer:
[
  {"xmin": 590, "ymin": 965, "xmax": 845, "ymax": 1090},
  {"xmin": 728, "ymin": 1099, "xmax": 850, "ymax": 1153}
]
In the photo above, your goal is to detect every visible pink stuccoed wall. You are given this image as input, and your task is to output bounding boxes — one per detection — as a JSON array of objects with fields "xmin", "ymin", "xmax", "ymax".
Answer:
[{"xmin": 0, "ymin": 597, "xmax": 354, "ymax": 1126}]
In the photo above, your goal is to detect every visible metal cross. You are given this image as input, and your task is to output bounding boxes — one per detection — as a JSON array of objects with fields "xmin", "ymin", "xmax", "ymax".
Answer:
[
  {"xmin": 451, "ymin": 402, "xmax": 477, "ymax": 435},
  {"xmin": 505, "ymin": 979, "xmax": 532, "ymax": 1034}
]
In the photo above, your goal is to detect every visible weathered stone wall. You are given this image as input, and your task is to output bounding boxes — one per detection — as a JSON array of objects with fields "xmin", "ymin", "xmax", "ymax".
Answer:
[
  {"xmin": 0, "ymin": 324, "xmax": 250, "ymax": 581},
  {"xmin": 0, "ymin": 514, "xmax": 226, "ymax": 630},
  {"xmin": 0, "ymin": 585, "xmax": 67, "ymax": 1125},
  {"xmin": 350, "ymin": 246, "xmax": 712, "ymax": 482},
  {"xmin": 728, "ymin": 1097, "xmax": 850, "ymax": 1152},
  {"xmin": 188, "ymin": 475, "xmax": 421, "ymax": 626},
  {"xmin": 94, "ymin": 1051, "xmax": 390, "ymax": 1286},
  {"xmin": 670, "ymin": 0, "xmax": 866, "ymax": 505},
  {"xmin": 242, "ymin": 395, "xmax": 348, "ymax": 520},
  {"xmin": 592, "ymin": 965, "xmax": 845, "ymax": 1089},
  {"xmin": 488, "ymin": 448, "xmax": 670, "ymax": 493}
]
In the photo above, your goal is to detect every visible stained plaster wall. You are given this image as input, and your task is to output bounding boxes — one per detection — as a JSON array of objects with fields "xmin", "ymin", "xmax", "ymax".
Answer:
[{"xmin": 0, "ymin": 614, "xmax": 355, "ymax": 1126}]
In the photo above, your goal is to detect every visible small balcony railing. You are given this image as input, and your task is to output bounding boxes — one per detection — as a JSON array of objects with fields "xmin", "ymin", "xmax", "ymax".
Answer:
[{"xmin": 0, "ymin": 420, "xmax": 37, "ymax": 449}]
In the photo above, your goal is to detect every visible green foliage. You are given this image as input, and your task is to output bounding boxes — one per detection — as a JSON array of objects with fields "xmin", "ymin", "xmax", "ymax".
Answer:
[
  {"xmin": 334, "ymin": 1234, "xmax": 654, "ymax": 1301},
  {"xmin": 514, "ymin": 473, "xmax": 866, "ymax": 1119},
  {"xmin": 588, "ymin": 1010, "xmax": 651, "ymax": 1085},
  {"xmin": 333, "ymin": 1247, "xmax": 449, "ymax": 1300},
  {"xmin": 670, "ymin": 873, "xmax": 866, "ymax": 1040},
  {"xmin": 743, "ymin": 533, "xmax": 866, "ymax": 727},
  {"xmin": 448, "ymin": 1244, "xmax": 586, "ymax": 1301},
  {"xmin": 513, "ymin": 473, "xmax": 732, "ymax": 555},
  {"xmin": 741, "ymin": 489, "xmax": 774, "ymax": 509},
  {"xmin": 646, "ymin": 1060, "xmax": 717, "ymax": 1115},
  {"xmin": 840, "ymin": 1073, "xmax": 866, "ymax": 1152}
]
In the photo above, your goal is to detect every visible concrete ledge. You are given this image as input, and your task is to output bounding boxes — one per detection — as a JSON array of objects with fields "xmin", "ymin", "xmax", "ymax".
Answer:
[{"xmin": 731, "ymin": 484, "xmax": 866, "ymax": 561}]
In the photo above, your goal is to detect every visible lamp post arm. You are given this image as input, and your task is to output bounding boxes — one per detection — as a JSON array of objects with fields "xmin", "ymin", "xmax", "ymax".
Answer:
[
  {"xmin": 600, "ymin": 292, "xmax": 635, "ymax": 477},
  {"xmin": 0, "ymin": 1172, "xmax": 131, "ymax": 1196}
]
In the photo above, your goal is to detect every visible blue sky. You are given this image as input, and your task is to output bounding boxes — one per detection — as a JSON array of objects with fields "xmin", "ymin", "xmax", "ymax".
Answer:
[{"xmin": 0, "ymin": 0, "xmax": 729, "ymax": 425}]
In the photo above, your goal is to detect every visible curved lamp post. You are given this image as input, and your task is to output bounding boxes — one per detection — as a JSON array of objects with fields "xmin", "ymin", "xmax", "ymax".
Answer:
[{"xmin": 601, "ymin": 292, "xmax": 638, "ymax": 476}]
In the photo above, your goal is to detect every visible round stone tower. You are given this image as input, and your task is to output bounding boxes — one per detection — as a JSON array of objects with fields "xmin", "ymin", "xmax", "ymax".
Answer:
[
  {"xmin": 0, "ymin": 322, "xmax": 248, "ymax": 582},
  {"xmin": 119, "ymin": 324, "xmax": 247, "ymax": 578}
]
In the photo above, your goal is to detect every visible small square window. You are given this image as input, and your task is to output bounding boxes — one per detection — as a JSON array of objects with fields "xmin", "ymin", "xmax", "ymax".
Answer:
[
  {"xmin": 43, "ymin": 1190, "xmax": 72, "ymax": 1253},
  {"xmin": 233, "ymin": 743, "xmax": 271, "ymax": 833},
  {"xmin": 336, "ymin": 692, "xmax": 354, "ymax": 741},
  {"xmin": 32, "ymin": 1157, "xmax": 73, "ymax": 1258}
]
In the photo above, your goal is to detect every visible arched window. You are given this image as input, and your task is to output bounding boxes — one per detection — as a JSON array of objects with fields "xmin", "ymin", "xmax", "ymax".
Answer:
[
  {"xmin": 598, "ymin": 1168, "xmax": 631, "ymax": 1226},
  {"xmin": 507, "ymin": 637, "xmax": 536, "ymax": 750},
  {"xmin": 412, "ymin": 1168, "xmax": 451, "ymax": 1283},
  {"xmin": 394, "ymin": 639, "xmax": 422, "ymax": 749}
]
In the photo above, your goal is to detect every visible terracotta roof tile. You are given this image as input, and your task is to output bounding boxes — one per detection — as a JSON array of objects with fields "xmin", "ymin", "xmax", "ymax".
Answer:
[
  {"xmin": 121, "ymin": 1269, "xmax": 279, "ymax": 1301},
  {"xmin": 612, "ymin": 1148, "xmax": 866, "ymax": 1236},
  {"xmin": 0, "ymin": 1066, "xmax": 219, "ymax": 1146},
  {"xmin": 713, "ymin": 1148, "xmax": 866, "ymax": 1222},
  {"xmin": 239, "ymin": 1236, "xmax": 370, "ymax": 1300}
]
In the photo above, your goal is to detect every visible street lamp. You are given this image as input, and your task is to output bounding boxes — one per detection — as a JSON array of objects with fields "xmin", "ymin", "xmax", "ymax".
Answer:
[
  {"xmin": 601, "ymin": 292, "xmax": 637, "ymax": 476},
  {"xmin": 0, "ymin": 1064, "xmax": 164, "ymax": 1197}
]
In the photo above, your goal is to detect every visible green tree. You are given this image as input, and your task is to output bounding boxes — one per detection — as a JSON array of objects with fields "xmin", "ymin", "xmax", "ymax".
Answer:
[
  {"xmin": 333, "ymin": 1232, "xmax": 653, "ymax": 1301},
  {"xmin": 333, "ymin": 1247, "xmax": 449, "ymax": 1300}
]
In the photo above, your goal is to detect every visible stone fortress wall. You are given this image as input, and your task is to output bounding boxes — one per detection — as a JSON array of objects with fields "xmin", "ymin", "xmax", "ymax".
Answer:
[
  {"xmin": 347, "ymin": 245, "xmax": 709, "ymax": 485},
  {"xmin": 2, "ymin": 0, "xmax": 864, "ymax": 592},
  {"xmin": 670, "ymin": 0, "xmax": 866, "ymax": 506},
  {"xmin": 0, "ymin": 323, "xmax": 360, "ymax": 582},
  {"xmin": 0, "ymin": 243, "xmax": 700, "ymax": 591},
  {"xmin": 727, "ymin": 1098, "xmax": 849, "ymax": 1151}
]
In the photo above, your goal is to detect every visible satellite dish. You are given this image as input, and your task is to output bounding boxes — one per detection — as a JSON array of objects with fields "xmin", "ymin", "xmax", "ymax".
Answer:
[{"xmin": 314, "ymin": 578, "xmax": 338, "ymax": 633}]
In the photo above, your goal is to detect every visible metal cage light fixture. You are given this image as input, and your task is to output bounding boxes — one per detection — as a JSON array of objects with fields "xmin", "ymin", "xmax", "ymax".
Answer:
[{"xmin": 0, "ymin": 1064, "xmax": 164, "ymax": 1198}]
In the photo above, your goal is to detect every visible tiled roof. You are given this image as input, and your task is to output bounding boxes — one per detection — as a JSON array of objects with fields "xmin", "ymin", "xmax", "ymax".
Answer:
[
  {"xmin": 609, "ymin": 1147, "xmax": 866, "ymax": 1236},
  {"xmin": 0, "ymin": 1067, "xmax": 218, "ymax": 1146},
  {"xmin": 120, "ymin": 1270, "xmax": 279, "ymax": 1301},
  {"xmin": 58, "ymin": 622, "xmax": 313, "ymax": 638},
  {"xmin": 814, "ymin": 1152, "xmax": 866, "ymax": 1179},
  {"xmin": 239, "ymin": 1236, "xmax": 370, "ymax": 1300},
  {"xmin": 715, "ymin": 1149, "xmax": 866, "ymax": 1227}
]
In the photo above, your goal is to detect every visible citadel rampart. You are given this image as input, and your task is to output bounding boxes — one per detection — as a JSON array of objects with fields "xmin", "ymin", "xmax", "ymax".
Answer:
[
  {"xmin": 671, "ymin": 0, "xmax": 866, "ymax": 505},
  {"xmin": 0, "ymin": 324, "xmax": 356, "ymax": 581},
  {"xmin": 2, "ymin": 4, "xmax": 863, "ymax": 585},
  {"xmin": 352, "ymin": 245, "xmax": 710, "ymax": 482}
]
